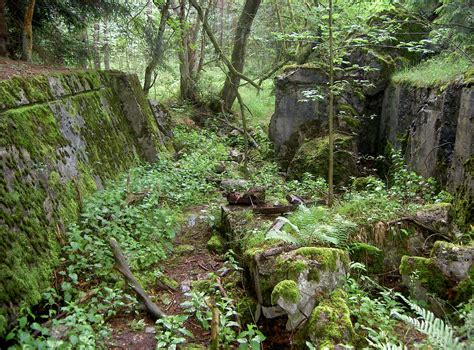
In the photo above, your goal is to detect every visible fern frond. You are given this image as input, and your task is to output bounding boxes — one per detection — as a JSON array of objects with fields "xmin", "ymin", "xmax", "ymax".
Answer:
[
  {"xmin": 265, "ymin": 229, "xmax": 300, "ymax": 245},
  {"xmin": 391, "ymin": 301, "xmax": 464, "ymax": 350}
]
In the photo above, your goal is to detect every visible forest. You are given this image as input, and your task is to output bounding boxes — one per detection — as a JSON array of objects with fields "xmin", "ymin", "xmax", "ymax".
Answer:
[{"xmin": 0, "ymin": 0, "xmax": 473, "ymax": 349}]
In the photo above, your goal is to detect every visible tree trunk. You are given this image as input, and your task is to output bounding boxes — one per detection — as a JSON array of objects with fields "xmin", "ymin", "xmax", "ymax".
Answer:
[
  {"xmin": 21, "ymin": 0, "xmax": 35, "ymax": 62},
  {"xmin": 0, "ymin": 0, "xmax": 8, "ymax": 57},
  {"xmin": 219, "ymin": 0, "xmax": 261, "ymax": 112},
  {"xmin": 327, "ymin": 0, "xmax": 334, "ymax": 207},
  {"xmin": 178, "ymin": 0, "xmax": 209, "ymax": 101},
  {"xmin": 143, "ymin": 0, "xmax": 171, "ymax": 95},
  {"xmin": 103, "ymin": 16, "xmax": 110, "ymax": 70},
  {"xmin": 93, "ymin": 23, "xmax": 101, "ymax": 69}
]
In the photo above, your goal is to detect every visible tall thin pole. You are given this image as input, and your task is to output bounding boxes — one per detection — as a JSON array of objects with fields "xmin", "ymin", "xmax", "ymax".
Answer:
[{"xmin": 327, "ymin": 0, "xmax": 334, "ymax": 207}]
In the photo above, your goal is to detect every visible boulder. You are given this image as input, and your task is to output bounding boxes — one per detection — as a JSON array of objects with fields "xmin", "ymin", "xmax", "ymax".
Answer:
[
  {"xmin": 431, "ymin": 241, "xmax": 474, "ymax": 282},
  {"xmin": 303, "ymin": 289, "xmax": 355, "ymax": 349},
  {"xmin": 400, "ymin": 241, "xmax": 473, "ymax": 312},
  {"xmin": 247, "ymin": 246, "xmax": 349, "ymax": 330}
]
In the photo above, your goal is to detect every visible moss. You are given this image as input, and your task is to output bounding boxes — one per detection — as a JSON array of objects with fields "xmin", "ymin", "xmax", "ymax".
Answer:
[
  {"xmin": 175, "ymin": 244, "xmax": 195, "ymax": 255},
  {"xmin": 399, "ymin": 256, "xmax": 448, "ymax": 296},
  {"xmin": 350, "ymin": 243, "xmax": 384, "ymax": 274},
  {"xmin": 271, "ymin": 280, "xmax": 300, "ymax": 305},
  {"xmin": 288, "ymin": 134, "xmax": 358, "ymax": 185},
  {"xmin": 235, "ymin": 295, "xmax": 257, "ymax": 325},
  {"xmin": 0, "ymin": 70, "xmax": 166, "ymax": 337},
  {"xmin": 304, "ymin": 289, "xmax": 355, "ymax": 348},
  {"xmin": 207, "ymin": 234, "xmax": 225, "ymax": 254},
  {"xmin": 455, "ymin": 265, "xmax": 473, "ymax": 304},
  {"xmin": 295, "ymin": 247, "xmax": 349, "ymax": 271}
]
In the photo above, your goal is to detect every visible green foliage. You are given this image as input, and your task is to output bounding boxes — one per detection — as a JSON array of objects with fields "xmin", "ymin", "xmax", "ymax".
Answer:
[
  {"xmin": 155, "ymin": 315, "xmax": 193, "ymax": 350},
  {"xmin": 236, "ymin": 324, "xmax": 266, "ymax": 350},
  {"xmin": 346, "ymin": 276, "xmax": 402, "ymax": 347},
  {"xmin": 266, "ymin": 206, "xmax": 356, "ymax": 248},
  {"xmin": 392, "ymin": 54, "xmax": 471, "ymax": 87},
  {"xmin": 7, "ymin": 127, "xmax": 231, "ymax": 348},
  {"xmin": 388, "ymin": 150, "xmax": 438, "ymax": 202},
  {"xmin": 391, "ymin": 296, "xmax": 464, "ymax": 349}
]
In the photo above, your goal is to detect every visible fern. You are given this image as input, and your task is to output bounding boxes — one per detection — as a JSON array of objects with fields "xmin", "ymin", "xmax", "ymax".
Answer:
[
  {"xmin": 391, "ymin": 298, "xmax": 464, "ymax": 350},
  {"xmin": 264, "ymin": 207, "xmax": 356, "ymax": 248}
]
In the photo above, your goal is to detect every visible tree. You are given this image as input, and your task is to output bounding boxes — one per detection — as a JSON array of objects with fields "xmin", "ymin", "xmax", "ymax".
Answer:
[
  {"xmin": 0, "ymin": 0, "xmax": 7, "ymax": 57},
  {"xmin": 103, "ymin": 15, "xmax": 110, "ymax": 70},
  {"xmin": 143, "ymin": 0, "xmax": 171, "ymax": 95},
  {"xmin": 93, "ymin": 22, "xmax": 101, "ymax": 69},
  {"xmin": 327, "ymin": 0, "xmax": 334, "ymax": 206},
  {"xmin": 219, "ymin": 0, "xmax": 261, "ymax": 112},
  {"xmin": 21, "ymin": 0, "xmax": 35, "ymax": 62}
]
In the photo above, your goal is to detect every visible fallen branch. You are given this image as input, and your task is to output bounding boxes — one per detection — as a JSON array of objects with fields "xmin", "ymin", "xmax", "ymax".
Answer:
[
  {"xmin": 205, "ymin": 297, "xmax": 220, "ymax": 350},
  {"xmin": 109, "ymin": 238, "xmax": 165, "ymax": 319}
]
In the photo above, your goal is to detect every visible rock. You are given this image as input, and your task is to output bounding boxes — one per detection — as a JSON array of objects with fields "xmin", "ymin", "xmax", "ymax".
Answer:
[
  {"xmin": 304, "ymin": 289, "xmax": 355, "ymax": 349},
  {"xmin": 214, "ymin": 161, "xmax": 226, "ymax": 174},
  {"xmin": 50, "ymin": 324, "xmax": 69, "ymax": 340},
  {"xmin": 431, "ymin": 241, "xmax": 474, "ymax": 282},
  {"xmin": 287, "ymin": 134, "xmax": 358, "ymax": 186},
  {"xmin": 247, "ymin": 246, "xmax": 349, "ymax": 330},
  {"xmin": 286, "ymin": 194, "xmax": 304, "ymax": 205},
  {"xmin": 145, "ymin": 326, "xmax": 156, "ymax": 334},
  {"xmin": 148, "ymin": 99, "xmax": 173, "ymax": 138},
  {"xmin": 229, "ymin": 149, "xmax": 244, "ymax": 162},
  {"xmin": 207, "ymin": 234, "xmax": 225, "ymax": 254},
  {"xmin": 181, "ymin": 280, "xmax": 191, "ymax": 293},
  {"xmin": 399, "ymin": 255, "xmax": 449, "ymax": 315},
  {"xmin": 269, "ymin": 66, "xmax": 328, "ymax": 162},
  {"xmin": 175, "ymin": 244, "xmax": 195, "ymax": 255}
]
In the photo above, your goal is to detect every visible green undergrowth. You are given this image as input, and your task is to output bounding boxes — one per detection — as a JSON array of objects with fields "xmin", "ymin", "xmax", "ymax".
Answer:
[
  {"xmin": 262, "ymin": 153, "xmax": 443, "ymax": 250},
  {"xmin": 5, "ymin": 126, "xmax": 231, "ymax": 348},
  {"xmin": 345, "ymin": 264, "xmax": 473, "ymax": 349},
  {"xmin": 391, "ymin": 54, "xmax": 471, "ymax": 88}
]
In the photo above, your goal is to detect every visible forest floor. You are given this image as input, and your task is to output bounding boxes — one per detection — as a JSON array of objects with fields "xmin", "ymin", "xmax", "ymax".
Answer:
[
  {"xmin": 0, "ymin": 59, "xmax": 83, "ymax": 80},
  {"xmin": 106, "ymin": 204, "xmax": 225, "ymax": 349}
]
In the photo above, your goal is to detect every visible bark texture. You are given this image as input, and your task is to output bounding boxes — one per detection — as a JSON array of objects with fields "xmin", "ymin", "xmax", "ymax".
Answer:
[
  {"xmin": 0, "ymin": 0, "xmax": 8, "ymax": 57},
  {"xmin": 143, "ymin": 0, "xmax": 171, "ymax": 95},
  {"xmin": 21, "ymin": 0, "xmax": 35, "ymax": 62},
  {"xmin": 219, "ymin": 0, "xmax": 261, "ymax": 112}
]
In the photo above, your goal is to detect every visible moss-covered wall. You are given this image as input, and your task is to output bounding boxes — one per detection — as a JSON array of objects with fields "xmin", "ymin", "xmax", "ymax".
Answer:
[
  {"xmin": 379, "ymin": 83, "xmax": 473, "ymax": 228},
  {"xmin": 0, "ymin": 70, "xmax": 164, "ymax": 335}
]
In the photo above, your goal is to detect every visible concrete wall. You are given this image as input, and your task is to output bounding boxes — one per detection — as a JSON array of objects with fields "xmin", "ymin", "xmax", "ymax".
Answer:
[{"xmin": 0, "ymin": 70, "xmax": 164, "ymax": 334}]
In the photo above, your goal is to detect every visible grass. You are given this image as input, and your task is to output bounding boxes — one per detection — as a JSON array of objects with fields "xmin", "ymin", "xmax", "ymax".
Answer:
[{"xmin": 391, "ymin": 54, "xmax": 472, "ymax": 88}]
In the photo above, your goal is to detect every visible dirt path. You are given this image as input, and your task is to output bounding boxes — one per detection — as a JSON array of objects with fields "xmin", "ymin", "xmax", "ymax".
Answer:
[{"xmin": 107, "ymin": 204, "xmax": 224, "ymax": 349}]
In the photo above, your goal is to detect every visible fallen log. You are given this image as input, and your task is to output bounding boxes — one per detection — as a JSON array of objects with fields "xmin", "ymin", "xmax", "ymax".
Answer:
[
  {"xmin": 109, "ymin": 238, "xmax": 165, "ymax": 319},
  {"xmin": 205, "ymin": 297, "xmax": 220, "ymax": 350},
  {"xmin": 252, "ymin": 205, "xmax": 297, "ymax": 215}
]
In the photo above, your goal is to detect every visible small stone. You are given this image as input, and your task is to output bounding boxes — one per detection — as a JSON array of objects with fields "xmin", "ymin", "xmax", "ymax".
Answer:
[
  {"xmin": 181, "ymin": 280, "xmax": 191, "ymax": 293},
  {"xmin": 145, "ymin": 326, "xmax": 156, "ymax": 334}
]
